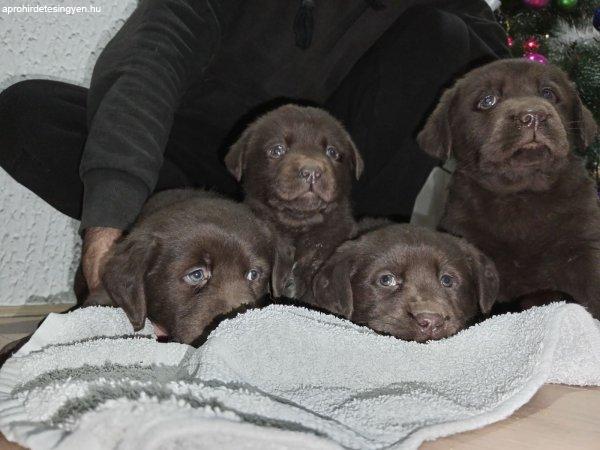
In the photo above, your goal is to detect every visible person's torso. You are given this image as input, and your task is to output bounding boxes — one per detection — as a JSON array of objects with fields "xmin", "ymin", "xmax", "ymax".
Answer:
[{"xmin": 178, "ymin": 0, "xmax": 429, "ymax": 138}]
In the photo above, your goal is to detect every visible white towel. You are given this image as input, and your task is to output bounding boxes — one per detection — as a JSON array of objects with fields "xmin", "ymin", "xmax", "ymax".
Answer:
[{"xmin": 0, "ymin": 303, "xmax": 599, "ymax": 450}]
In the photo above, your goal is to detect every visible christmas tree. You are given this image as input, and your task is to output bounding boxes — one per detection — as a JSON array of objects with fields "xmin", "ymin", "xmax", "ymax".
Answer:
[{"xmin": 495, "ymin": 0, "xmax": 600, "ymax": 186}]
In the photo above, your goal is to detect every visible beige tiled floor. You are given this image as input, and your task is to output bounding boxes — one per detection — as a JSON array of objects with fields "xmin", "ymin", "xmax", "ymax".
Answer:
[{"xmin": 0, "ymin": 310, "xmax": 599, "ymax": 449}]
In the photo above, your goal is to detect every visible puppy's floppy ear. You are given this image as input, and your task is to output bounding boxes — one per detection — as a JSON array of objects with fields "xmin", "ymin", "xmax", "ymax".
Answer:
[
  {"xmin": 457, "ymin": 239, "xmax": 499, "ymax": 315},
  {"xmin": 345, "ymin": 133, "xmax": 364, "ymax": 180},
  {"xmin": 101, "ymin": 235, "xmax": 159, "ymax": 331},
  {"xmin": 572, "ymin": 95, "xmax": 598, "ymax": 150},
  {"xmin": 270, "ymin": 237, "xmax": 295, "ymax": 298},
  {"xmin": 225, "ymin": 127, "xmax": 252, "ymax": 182},
  {"xmin": 417, "ymin": 85, "xmax": 457, "ymax": 160},
  {"xmin": 310, "ymin": 241, "xmax": 359, "ymax": 318}
]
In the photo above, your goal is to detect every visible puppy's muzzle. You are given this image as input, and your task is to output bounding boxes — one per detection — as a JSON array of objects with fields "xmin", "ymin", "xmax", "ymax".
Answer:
[
  {"xmin": 518, "ymin": 109, "xmax": 548, "ymax": 130},
  {"xmin": 410, "ymin": 310, "xmax": 448, "ymax": 340},
  {"xmin": 298, "ymin": 165, "xmax": 323, "ymax": 185},
  {"xmin": 501, "ymin": 101, "xmax": 560, "ymax": 164}
]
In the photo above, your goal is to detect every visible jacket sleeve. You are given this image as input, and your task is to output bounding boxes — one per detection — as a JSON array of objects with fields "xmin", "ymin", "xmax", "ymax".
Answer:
[
  {"xmin": 79, "ymin": 0, "xmax": 221, "ymax": 232},
  {"xmin": 440, "ymin": 0, "xmax": 510, "ymax": 60}
]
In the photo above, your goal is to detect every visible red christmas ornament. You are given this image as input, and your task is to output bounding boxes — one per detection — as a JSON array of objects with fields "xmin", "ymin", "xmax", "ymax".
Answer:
[
  {"xmin": 523, "ymin": 36, "xmax": 540, "ymax": 54},
  {"xmin": 507, "ymin": 36, "xmax": 515, "ymax": 47}
]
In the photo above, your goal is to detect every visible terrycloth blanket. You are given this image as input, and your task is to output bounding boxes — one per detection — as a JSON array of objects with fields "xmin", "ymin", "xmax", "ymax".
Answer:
[{"xmin": 0, "ymin": 303, "xmax": 599, "ymax": 450}]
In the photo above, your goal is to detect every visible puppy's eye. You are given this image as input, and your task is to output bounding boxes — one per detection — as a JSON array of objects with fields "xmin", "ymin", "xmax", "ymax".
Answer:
[
  {"xmin": 440, "ymin": 274, "xmax": 454, "ymax": 288},
  {"xmin": 477, "ymin": 94, "xmax": 498, "ymax": 110},
  {"xmin": 246, "ymin": 269, "xmax": 260, "ymax": 281},
  {"xmin": 540, "ymin": 87, "xmax": 558, "ymax": 103},
  {"xmin": 184, "ymin": 268, "xmax": 210, "ymax": 286},
  {"xmin": 379, "ymin": 274, "xmax": 398, "ymax": 287},
  {"xmin": 268, "ymin": 144, "xmax": 286, "ymax": 159},
  {"xmin": 325, "ymin": 146, "xmax": 342, "ymax": 161}
]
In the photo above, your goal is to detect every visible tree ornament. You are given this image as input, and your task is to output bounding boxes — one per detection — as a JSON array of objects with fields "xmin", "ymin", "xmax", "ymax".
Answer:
[
  {"xmin": 593, "ymin": 7, "xmax": 600, "ymax": 32},
  {"xmin": 524, "ymin": 52, "xmax": 548, "ymax": 64},
  {"xmin": 522, "ymin": 0, "xmax": 550, "ymax": 9},
  {"xmin": 556, "ymin": 0, "xmax": 577, "ymax": 10},
  {"xmin": 523, "ymin": 36, "xmax": 540, "ymax": 53},
  {"xmin": 507, "ymin": 36, "xmax": 515, "ymax": 47}
]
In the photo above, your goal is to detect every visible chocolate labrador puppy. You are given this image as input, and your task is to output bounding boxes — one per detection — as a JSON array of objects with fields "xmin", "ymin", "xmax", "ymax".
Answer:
[
  {"xmin": 225, "ymin": 104, "xmax": 364, "ymax": 298},
  {"xmin": 0, "ymin": 190, "xmax": 287, "ymax": 364},
  {"xmin": 85, "ymin": 189, "xmax": 289, "ymax": 345},
  {"xmin": 308, "ymin": 224, "xmax": 499, "ymax": 342},
  {"xmin": 417, "ymin": 59, "xmax": 600, "ymax": 317}
]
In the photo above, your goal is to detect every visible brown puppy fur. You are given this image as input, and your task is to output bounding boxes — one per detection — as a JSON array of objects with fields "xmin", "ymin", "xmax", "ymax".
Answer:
[
  {"xmin": 308, "ymin": 224, "xmax": 499, "ymax": 342},
  {"xmin": 417, "ymin": 59, "xmax": 600, "ymax": 317},
  {"xmin": 87, "ymin": 189, "xmax": 289, "ymax": 345},
  {"xmin": 225, "ymin": 104, "xmax": 363, "ymax": 298}
]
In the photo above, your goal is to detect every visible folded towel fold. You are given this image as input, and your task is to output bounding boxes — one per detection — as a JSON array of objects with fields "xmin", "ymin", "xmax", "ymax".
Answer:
[{"xmin": 0, "ymin": 302, "xmax": 599, "ymax": 450}]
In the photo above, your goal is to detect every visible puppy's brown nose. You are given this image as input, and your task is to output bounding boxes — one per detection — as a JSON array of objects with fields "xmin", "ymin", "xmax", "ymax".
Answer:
[
  {"xmin": 519, "ymin": 110, "xmax": 547, "ymax": 128},
  {"xmin": 414, "ymin": 313, "xmax": 445, "ymax": 333},
  {"xmin": 299, "ymin": 166, "xmax": 322, "ymax": 183}
]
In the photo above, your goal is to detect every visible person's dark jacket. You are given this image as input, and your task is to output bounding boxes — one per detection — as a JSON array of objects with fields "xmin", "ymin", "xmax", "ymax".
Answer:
[{"xmin": 79, "ymin": 0, "xmax": 507, "ymax": 231}]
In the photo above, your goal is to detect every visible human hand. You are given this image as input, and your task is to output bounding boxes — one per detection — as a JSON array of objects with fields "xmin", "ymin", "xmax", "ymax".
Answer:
[{"xmin": 82, "ymin": 227, "xmax": 123, "ymax": 292}]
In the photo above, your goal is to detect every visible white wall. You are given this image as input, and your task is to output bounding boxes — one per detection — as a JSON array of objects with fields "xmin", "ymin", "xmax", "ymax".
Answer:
[{"xmin": 0, "ymin": 0, "xmax": 137, "ymax": 305}]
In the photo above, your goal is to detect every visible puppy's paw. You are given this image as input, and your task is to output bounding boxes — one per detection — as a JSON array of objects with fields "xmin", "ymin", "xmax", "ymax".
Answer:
[
  {"xmin": 282, "ymin": 278, "xmax": 297, "ymax": 299},
  {"xmin": 282, "ymin": 274, "xmax": 309, "ymax": 299}
]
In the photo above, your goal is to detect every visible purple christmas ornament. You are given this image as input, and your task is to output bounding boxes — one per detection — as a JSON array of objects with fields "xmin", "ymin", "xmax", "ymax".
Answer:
[
  {"xmin": 524, "ymin": 52, "xmax": 548, "ymax": 64},
  {"xmin": 523, "ymin": 0, "xmax": 550, "ymax": 9}
]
